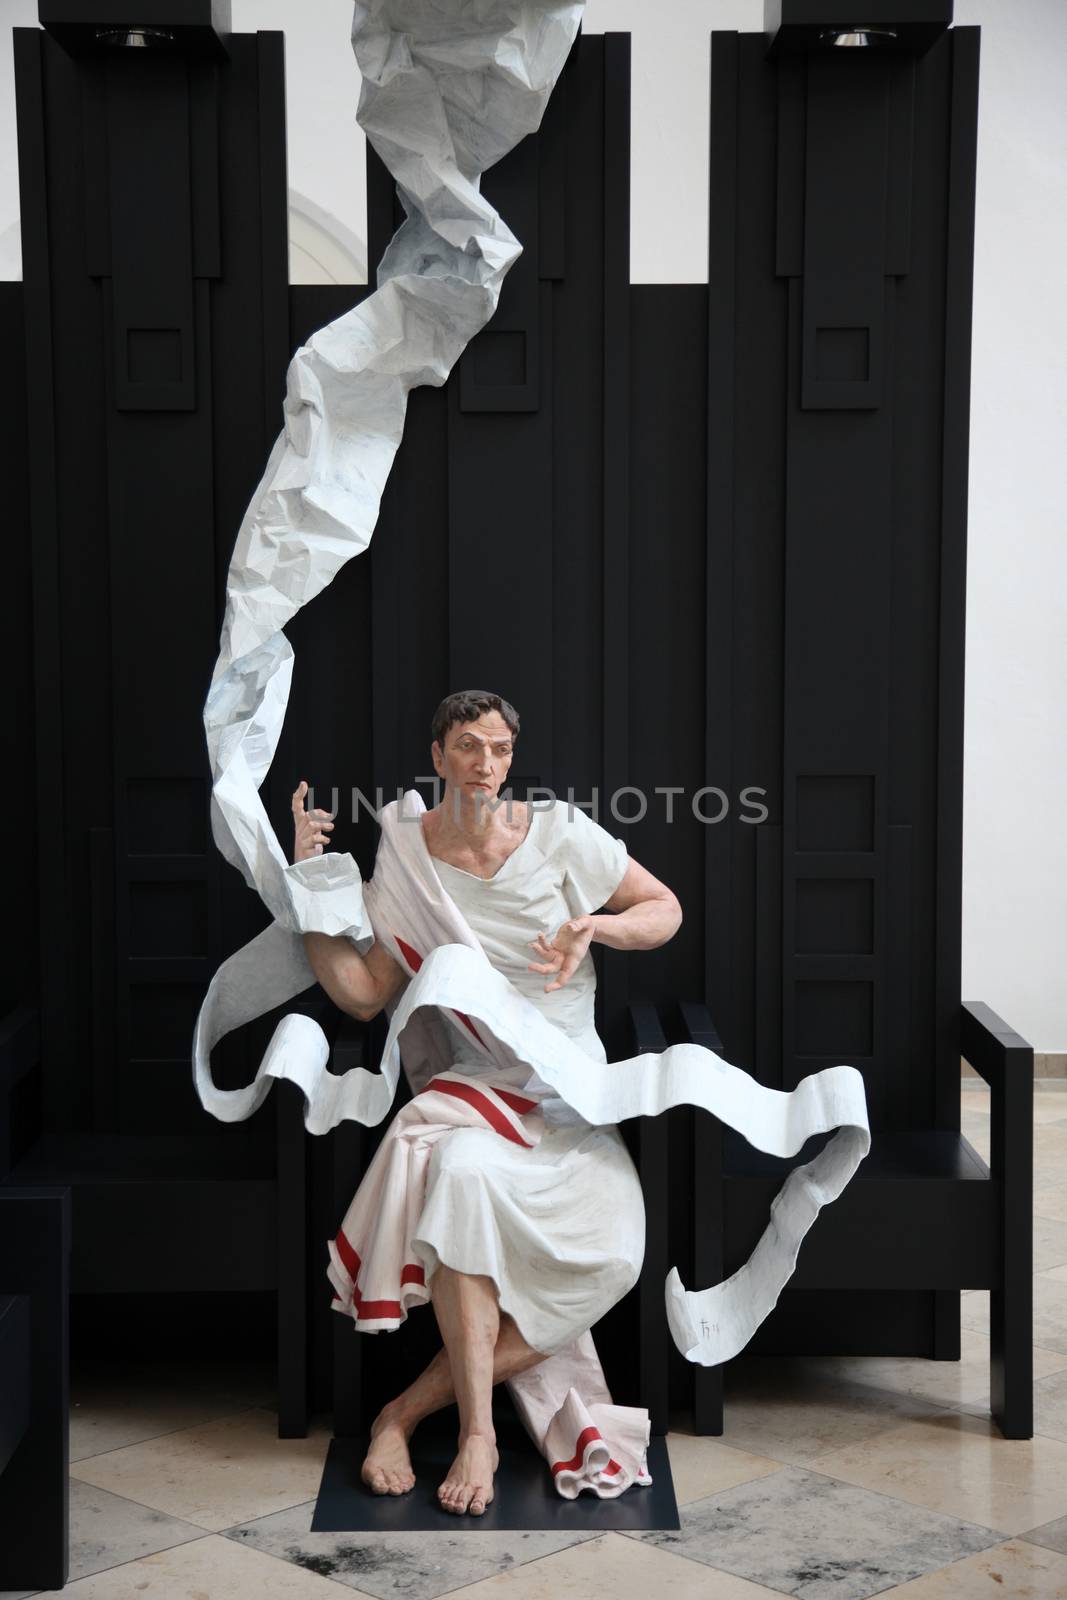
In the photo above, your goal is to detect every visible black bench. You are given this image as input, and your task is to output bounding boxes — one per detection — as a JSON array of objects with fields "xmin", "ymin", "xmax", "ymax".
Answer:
[
  {"xmin": 0, "ymin": 995, "xmax": 344, "ymax": 1448},
  {"xmin": 0, "ymin": 1181, "xmax": 70, "ymax": 1592}
]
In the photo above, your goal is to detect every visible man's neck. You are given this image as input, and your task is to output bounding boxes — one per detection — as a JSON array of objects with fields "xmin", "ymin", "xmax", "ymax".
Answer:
[{"xmin": 431, "ymin": 788, "xmax": 522, "ymax": 845}]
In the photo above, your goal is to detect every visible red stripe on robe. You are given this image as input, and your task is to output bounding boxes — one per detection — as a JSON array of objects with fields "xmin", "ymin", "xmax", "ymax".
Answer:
[{"xmin": 394, "ymin": 933, "xmax": 489, "ymax": 1051}]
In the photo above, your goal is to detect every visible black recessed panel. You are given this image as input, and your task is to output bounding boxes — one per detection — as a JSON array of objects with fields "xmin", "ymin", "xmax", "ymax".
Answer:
[
  {"xmin": 127, "ymin": 778, "xmax": 206, "ymax": 854},
  {"xmin": 796, "ymin": 877, "xmax": 874, "ymax": 954},
  {"xmin": 129, "ymin": 982, "xmax": 201, "ymax": 1057},
  {"xmin": 814, "ymin": 325, "xmax": 869, "ymax": 382},
  {"xmin": 129, "ymin": 880, "xmax": 209, "ymax": 957},
  {"xmin": 796, "ymin": 774, "xmax": 874, "ymax": 851},
  {"xmin": 795, "ymin": 977, "xmax": 873, "ymax": 1056},
  {"xmin": 472, "ymin": 329, "xmax": 527, "ymax": 386}
]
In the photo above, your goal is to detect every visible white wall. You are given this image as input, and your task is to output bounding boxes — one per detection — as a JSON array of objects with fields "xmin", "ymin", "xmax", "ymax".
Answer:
[{"xmin": 2, "ymin": 2, "xmax": 1063, "ymax": 1048}]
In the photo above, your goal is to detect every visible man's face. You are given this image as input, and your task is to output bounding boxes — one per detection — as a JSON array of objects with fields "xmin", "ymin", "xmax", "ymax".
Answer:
[{"xmin": 433, "ymin": 712, "xmax": 514, "ymax": 805}]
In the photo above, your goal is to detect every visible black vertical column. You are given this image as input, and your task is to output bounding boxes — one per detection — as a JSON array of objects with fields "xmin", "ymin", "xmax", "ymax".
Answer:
[
  {"xmin": 779, "ymin": 48, "xmax": 919, "ymax": 1126},
  {"xmin": 15, "ymin": 30, "xmax": 76, "ymax": 1129},
  {"xmin": 600, "ymin": 31, "xmax": 631, "ymax": 1050},
  {"xmin": 15, "ymin": 24, "xmax": 291, "ymax": 1137}
]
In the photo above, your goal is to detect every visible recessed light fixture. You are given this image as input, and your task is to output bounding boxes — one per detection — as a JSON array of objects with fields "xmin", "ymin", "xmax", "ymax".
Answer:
[
  {"xmin": 94, "ymin": 26, "xmax": 175, "ymax": 49},
  {"xmin": 820, "ymin": 27, "xmax": 899, "ymax": 47}
]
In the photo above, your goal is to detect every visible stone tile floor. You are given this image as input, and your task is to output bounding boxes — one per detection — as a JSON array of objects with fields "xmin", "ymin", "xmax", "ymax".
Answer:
[{"xmin": 4, "ymin": 1082, "xmax": 1067, "ymax": 1599}]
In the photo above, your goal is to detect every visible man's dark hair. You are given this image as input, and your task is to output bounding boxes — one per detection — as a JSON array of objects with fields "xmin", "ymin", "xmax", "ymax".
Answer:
[{"xmin": 431, "ymin": 690, "xmax": 520, "ymax": 754}]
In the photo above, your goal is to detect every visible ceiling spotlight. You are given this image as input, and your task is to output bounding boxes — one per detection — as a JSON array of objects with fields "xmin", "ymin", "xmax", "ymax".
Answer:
[
  {"xmin": 820, "ymin": 27, "xmax": 899, "ymax": 47},
  {"xmin": 95, "ymin": 27, "xmax": 175, "ymax": 49}
]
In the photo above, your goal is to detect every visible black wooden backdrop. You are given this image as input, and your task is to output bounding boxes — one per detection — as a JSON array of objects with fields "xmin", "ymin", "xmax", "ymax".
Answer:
[{"xmin": 3, "ymin": 19, "xmax": 979, "ymax": 1415}]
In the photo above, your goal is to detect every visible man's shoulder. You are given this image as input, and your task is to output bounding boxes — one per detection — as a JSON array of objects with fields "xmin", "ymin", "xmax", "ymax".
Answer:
[{"xmin": 534, "ymin": 798, "xmax": 599, "ymax": 851}]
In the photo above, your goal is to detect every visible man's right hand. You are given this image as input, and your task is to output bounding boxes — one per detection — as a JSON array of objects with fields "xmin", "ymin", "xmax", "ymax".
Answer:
[{"xmin": 292, "ymin": 779, "xmax": 335, "ymax": 863}]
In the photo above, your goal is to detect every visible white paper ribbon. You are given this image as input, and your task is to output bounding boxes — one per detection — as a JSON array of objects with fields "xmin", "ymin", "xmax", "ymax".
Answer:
[{"xmin": 194, "ymin": 0, "xmax": 585, "ymax": 1126}]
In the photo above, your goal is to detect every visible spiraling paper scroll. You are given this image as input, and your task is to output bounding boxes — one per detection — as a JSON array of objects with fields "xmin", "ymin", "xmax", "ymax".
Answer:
[
  {"xmin": 192, "ymin": 0, "xmax": 871, "ymax": 1372},
  {"xmin": 194, "ymin": 0, "xmax": 585, "ymax": 1124}
]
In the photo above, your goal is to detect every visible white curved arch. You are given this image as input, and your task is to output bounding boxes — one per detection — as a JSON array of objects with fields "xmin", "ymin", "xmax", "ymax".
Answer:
[{"xmin": 288, "ymin": 188, "xmax": 367, "ymax": 285}]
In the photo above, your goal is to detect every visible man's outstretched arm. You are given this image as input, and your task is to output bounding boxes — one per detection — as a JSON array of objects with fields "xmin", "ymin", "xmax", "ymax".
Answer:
[
  {"xmin": 302, "ymin": 932, "xmax": 406, "ymax": 1023},
  {"xmin": 590, "ymin": 857, "xmax": 682, "ymax": 951},
  {"xmin": 291, "ymin": 776, "xmax": 406, "ymax": 1022},
  {"xmin": 528, "ymin": 857, "xmax": 682, "ymax": 992}
]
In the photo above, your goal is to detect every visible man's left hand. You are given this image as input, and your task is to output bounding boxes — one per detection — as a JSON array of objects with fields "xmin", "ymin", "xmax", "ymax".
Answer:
[{"xmin": 527, "ymin": 916, "xmax": 595, "ymax": 992}]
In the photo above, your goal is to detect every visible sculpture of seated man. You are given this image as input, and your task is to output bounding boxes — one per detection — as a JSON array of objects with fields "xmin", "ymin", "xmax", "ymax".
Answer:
[{"xmin": 293, "ymin": 689, "xmax": 682, "ymax": 1516}]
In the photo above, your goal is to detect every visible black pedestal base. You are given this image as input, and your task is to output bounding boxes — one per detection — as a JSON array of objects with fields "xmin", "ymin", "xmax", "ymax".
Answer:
[{"xmin": 312, "ymin": 1401, "xmax": 679, "ymax": 1533}]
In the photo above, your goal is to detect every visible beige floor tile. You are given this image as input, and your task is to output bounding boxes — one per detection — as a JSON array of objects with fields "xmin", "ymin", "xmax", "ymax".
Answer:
[
  {"xmin": 1022, "ymin": 1509, "xmax": 1067, "ymax": 1556},
  {"xmin": 779, "ymin": 1328, "xmax": 1067, "ymax": 1418},
  {"xmin": 959, "ymin": 1291, "xmax": 986, "ymax": 1333},
  {"xmin": 1035, "ymin": 1214, "xmax": 1067, "ymax": 1272},
  {"xmin": 963, "ymin": 1342, "xmax": 1067, "ymax": 1419},
  {"xmin": 962, "ymin": 1088, "xmax": 1067, "ymax": 1128},
  {"xmin": 1036, "ymin": 1182, "xmax": 1067, "ymax": 1223},
  {"xmin": 1037, "ymin": 1125, "xmax": 1067, "ymax": 1155},
  {"xmin": 223, "ymin": 1499, "xmax": 603, "ymax": 1599},
  {"xmin": 961, "ymin": 1276, "xmax": 1067, "ymax": 1356},
  {"xmin": 810, "ymin": 1409, "xmax": 1067, "ymax": 1535},
  {"xmin": 66, "ymin": 1477, "xmax": 205, "ymax": 1584},
  {"xmin": 69, "ymin": 1408, "xmax": 331, "ymax": 1533},
  {"xmin": 30, "ymin": 1532, "xmax": 372, "ymax": 1597},
  {"xmin": 1035, "ymin": 1128, "xmax": 1067, "ymax": 1187},
  {"xmin": 439, "ymin": 1531, "xmax": 784, "ymax": 1599},
  {"xmin": 637, "ymin": 1466, "xmax": 997, "ymax": 1595},
  {"xmin": 1034, "ymin": 1368, "xmax": 1067, "ymax": 1444},
  {"xmin": 714, "ymin": 1355, "xmax": 952, "ymax": 1468},
  {"xmin": 1031, "ymin": 1275, "xmax": 1067, "ymax": 1353},
  {"xmin": 1044, "ymin": 1262, "xmax": 1067, "ymax": 1284},
  {"xmin": 663, "ymin": 1427, "xmax": 782, "ymax": 1505},
  {"xmin": 964, "ymin": 1138, "xmax": 991, "ymax": 1167},
  {"xmin": 68, "ymin": 1356, "xmax": 276, "ymax": 1462},
  {"xmin": 871, "ymin": 1537, "xmax": 1067, "ymax": 1597}
]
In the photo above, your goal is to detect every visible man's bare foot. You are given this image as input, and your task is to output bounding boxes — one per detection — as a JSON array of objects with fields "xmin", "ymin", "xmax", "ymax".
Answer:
[
  {"xmin": 361, "ymin": 1404, "xmax": 416, "ymax": 1495},
  {"xmin": 437, "ymin": 1432, "xmax": 498, "ymax": 1516}
]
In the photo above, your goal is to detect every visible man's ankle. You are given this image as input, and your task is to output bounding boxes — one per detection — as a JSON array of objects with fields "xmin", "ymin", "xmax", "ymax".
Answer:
[
  {"xmin": 459, "ymin": 1426, "xmax": 496, "ymax": 1446},
  {"xmin": 375, "ymin": 1398, "xmax": 416, "ymax": 1435}
]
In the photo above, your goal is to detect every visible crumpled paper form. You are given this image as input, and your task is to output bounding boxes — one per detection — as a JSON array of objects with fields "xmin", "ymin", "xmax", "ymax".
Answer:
[{"xmin": 194, "ymin": 0, "xmax": 585, "ymax": 1126}]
